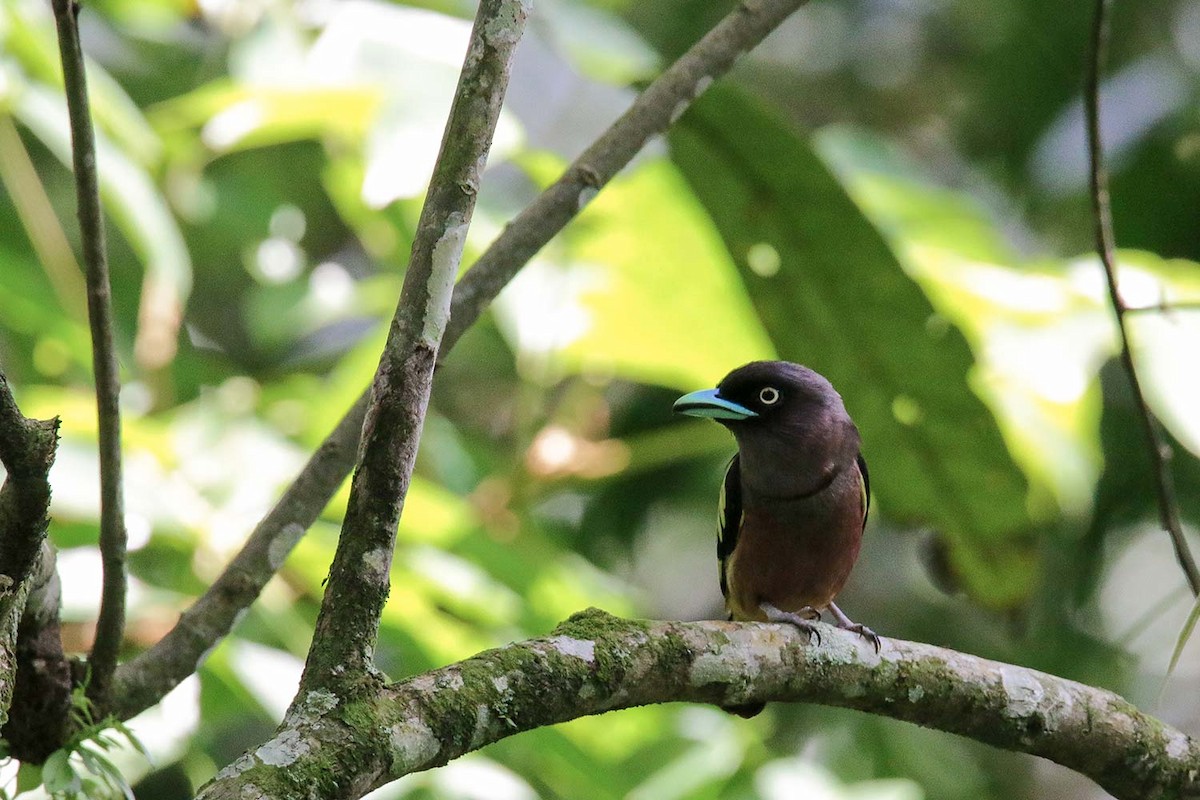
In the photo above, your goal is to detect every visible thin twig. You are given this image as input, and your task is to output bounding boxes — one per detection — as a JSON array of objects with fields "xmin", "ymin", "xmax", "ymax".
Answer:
[
  {"xmin": 299, "ymin": 0, "xmax": 529, "ymax": 690},
  {"xmin": 111, "ymin": 0, "xmax": 810, "ymax": 716},
  {"xmin": 1085, "ymin": 0, "xmax": 1200, "ymax": 596},
  {"xmin": 50, "ymin": 0, "xmax": 130, "ymax": 702},
  {"xmin": 1124, "ymin": 300, "xmax": 1200, "ymax": 315}
]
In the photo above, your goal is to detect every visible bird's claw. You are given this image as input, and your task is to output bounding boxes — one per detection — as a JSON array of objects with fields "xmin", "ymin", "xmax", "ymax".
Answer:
[
  {"xmin": 840, "ymin": 622, "xmax": 881, "ymax": 653},
  {"xmin": 828, "ymin": 601, "xmax": 881, "ymax": 653},
  {"xmin": 760, "ymin": 602, "xmax": 822, "ymax": 646}
]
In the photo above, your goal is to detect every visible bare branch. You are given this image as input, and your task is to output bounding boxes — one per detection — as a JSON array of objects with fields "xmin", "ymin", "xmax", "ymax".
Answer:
[
  {"xmin": 198, "ymin": 612, "xmax": 1200, "ymax": 800},
  {"xmin": 111, "ymin": 0, "xmax": 812, "ymax": 714},
  {"xmin": 1085, "ymin": 0, "xmax": 1200, "ymax": 596},
  {"xmin": 298, "ymin": 0, "xmax": 529, "ymax": 690},
  {"xmin": 50, "ymin": 0, "xmax": 130, "ymax": 702}
]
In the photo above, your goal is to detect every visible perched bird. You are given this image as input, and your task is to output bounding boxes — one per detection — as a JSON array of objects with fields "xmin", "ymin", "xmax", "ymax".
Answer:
[{"xmin": 674, "ymin": 361, "xmax": 879, "ymax": 657}]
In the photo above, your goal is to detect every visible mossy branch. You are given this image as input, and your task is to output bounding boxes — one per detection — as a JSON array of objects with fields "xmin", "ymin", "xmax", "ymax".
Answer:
[{"xmin": 198, "ymin": 611, "xmax": 1199, "ymax": 800}]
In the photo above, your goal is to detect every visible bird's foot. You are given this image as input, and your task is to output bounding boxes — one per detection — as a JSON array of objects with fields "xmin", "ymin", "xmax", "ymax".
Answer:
[
  {"xmin": 828, "ymin": 601, "xmax": 881, "ymax": 653},
  {"xmin": 760, "ymin": 602, "xmax": 822, "ymax": 646}
]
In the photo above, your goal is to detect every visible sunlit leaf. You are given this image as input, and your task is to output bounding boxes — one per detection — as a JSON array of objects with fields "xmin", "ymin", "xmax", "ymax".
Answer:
[
  {"xmin": 151, "ymin": 82, "xmax": 382, "ymax": 154},
  {"xmin": 496, "ymin": 158, "xmax": 775, "ymax": 392},
  {"xmin": 814, "ymin": 126, "xmax": 1105, "ymax": 516},
  {"xmin": 2, "ymin": 3, "xmax": 162, "ymax": 163}
]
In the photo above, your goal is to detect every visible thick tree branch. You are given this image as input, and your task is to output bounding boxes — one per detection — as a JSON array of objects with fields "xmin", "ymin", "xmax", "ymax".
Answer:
[
  {"xmin": 1085, "ymin": 0, "xmax": 1200, "ymax": 595},
  {"xmin": 3, "ymin": 543, "xmax": 72, "ymax": 763},
  {"xmin": 0, "ymin": 374, "xmax": 68, "ymax": 759},
  {"xmin": 0, "ymin": 374, "xmax": 59, "ymax": 587},
  {"xmin": 299, "ymin": 0, "xmax": 528, "ymax": 690},
  {"xmin": 50, "ymin": 0, "xmax": 130, "ymax": 702},
  {"xmin": 0, "ymin": 376, "xmax": 60, "ymax": 731},
  {"xmin": 111, "ymin": 0, "xmax": 811, "ymax": 715},
  {"xmin": 198, "ymin": 611, "xmax": 1200, "ymax": 800}
]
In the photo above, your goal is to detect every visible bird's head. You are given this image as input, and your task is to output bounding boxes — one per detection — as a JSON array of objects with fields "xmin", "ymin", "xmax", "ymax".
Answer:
[
  {"xmin": 673, "ymin": 362, "xmax": 859, "ymax": 495},
  {"xmin": 673, "ymin": 360, "xmax": 848, "ymax": 431}
]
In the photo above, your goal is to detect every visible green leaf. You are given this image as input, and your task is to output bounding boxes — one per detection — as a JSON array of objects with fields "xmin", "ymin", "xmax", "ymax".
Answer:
[
  {"xmin": 670, "ymin": 87, "xmax": 1035, "ymax": 606},
  {"xmin": 500, "ymin": 158, "xmax": 775, "ymax": 392},
  {"xmin": 1161, "ymin": 592, "xmax": 1200, "ymax": 702},
  {"xmin": 78, "ymin": 746, "xmax": 135, "ymax": 800},
  {"xmin": 42, "ymin": 749, "xmax": 81, "ymax": 796},
  {"xmin": 16, "ymin": 762, "xmax": 42, "ymax": 795},
  {"xmin": 150, "ymin": 81, "xmax": 381, "ymax": 153}
]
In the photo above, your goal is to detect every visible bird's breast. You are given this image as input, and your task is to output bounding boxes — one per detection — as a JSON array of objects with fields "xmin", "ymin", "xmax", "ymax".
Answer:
[{"xmin": 725, "ymin": 476, "xmax": 864, "ymax": 622}]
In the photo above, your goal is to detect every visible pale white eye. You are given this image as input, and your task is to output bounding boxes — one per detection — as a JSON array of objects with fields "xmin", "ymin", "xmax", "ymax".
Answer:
[{"xmin": 759, "ymin": 386, "xmax": 781, "ymax": 405}]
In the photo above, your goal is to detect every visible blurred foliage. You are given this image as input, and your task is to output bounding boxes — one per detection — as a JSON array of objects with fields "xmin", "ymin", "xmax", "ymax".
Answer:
[{"xmin": 1, "ymin": 0, "xmax": 1200, "ymax": 799}]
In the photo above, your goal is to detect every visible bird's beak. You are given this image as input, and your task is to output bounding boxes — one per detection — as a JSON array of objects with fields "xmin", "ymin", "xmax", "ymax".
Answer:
[{"xmin": 673, "ymin": 388, "xmax": 758, "ymax": 420}]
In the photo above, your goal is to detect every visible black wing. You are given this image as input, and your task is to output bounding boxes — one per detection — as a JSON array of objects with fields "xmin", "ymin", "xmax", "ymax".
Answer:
[
  {"xmin": 717, "ymin": 454, "xmax": 742, "ymax": 603},
  {"xmin": 857, "ymin": 451, "xmax": 870, "ymax": 528}
]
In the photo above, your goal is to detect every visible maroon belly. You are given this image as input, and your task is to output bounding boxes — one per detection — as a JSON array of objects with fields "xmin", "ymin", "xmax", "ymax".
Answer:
[{"xmin": 726, "ymin": 503, "xmax": 863, "ymax": 622}]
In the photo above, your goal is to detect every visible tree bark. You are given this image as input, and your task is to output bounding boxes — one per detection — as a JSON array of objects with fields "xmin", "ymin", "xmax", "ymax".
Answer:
[{"xmin": 198, "ymin": 611, "xmax": 1200, "ymax": 800}]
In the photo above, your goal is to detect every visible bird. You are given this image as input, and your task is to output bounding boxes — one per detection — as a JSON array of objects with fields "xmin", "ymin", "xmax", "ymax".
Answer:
[{"xmin": 674, "ymin": 361, "xmax": 879, "ymax": 670}]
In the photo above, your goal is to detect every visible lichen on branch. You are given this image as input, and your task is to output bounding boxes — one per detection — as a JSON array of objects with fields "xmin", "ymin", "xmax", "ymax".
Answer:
[{"xmin": 199, "ymin": 612, "xmax": 1200, "ymax": 800}]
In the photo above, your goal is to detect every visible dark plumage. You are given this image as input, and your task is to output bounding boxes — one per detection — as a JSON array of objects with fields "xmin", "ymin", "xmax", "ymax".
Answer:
[{"xmin": 675, "ymin": 361, "xmax": 879, "ymax": 658}]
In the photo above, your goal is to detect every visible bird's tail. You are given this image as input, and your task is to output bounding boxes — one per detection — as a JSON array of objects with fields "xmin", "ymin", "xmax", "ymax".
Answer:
[{"xmin": 723, "ymin": 702, "xmax": 765, "ymax": 718}]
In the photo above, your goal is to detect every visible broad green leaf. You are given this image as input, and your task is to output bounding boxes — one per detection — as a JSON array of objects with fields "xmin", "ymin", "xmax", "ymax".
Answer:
[
  {"xmin": 815, "ymin": 125, "xmax": 1018, "ymax": 265},
  {"xmin": 814, "ymin": 128, "xmax": 1200, "ymax": 514},
  {"xmin": 671, "ymin": 87, "xmax": 1035, "ymax": 606},
  {"xmin": 16, "ymin": 763, "xmax": 42, "ymax": 795},
  {"xmin": 813, "ymin": 126, "xmax": 1105, "ymax": 516}
]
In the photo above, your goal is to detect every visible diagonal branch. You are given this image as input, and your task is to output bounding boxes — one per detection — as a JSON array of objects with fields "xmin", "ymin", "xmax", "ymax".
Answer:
[
  {"xmin": 198, "ymin": 612, "xmax": 1200, "ymax": 800},
  {"xmin": 1085, "ymin": 0, "xmax": 1200, "ymax": 596},
  {"xmin": 298, "ymin": 0, "xmax": 528, "ymax": 690},
  {"xmin": 50, "ymin": 0, "xmax": 130, "ymax": 703},
  {"xmin": 110, "ymin": 0, "xmax": 812, "ymax": 718}
]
